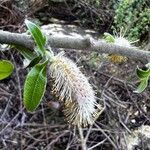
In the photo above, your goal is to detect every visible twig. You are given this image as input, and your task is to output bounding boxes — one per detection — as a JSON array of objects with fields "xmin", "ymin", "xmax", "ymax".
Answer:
[
  {"xmin": 0, "ymin": 96, "xmax": 12, "ymax": 120},
  {"xmin": 43, "ymin": 130, "xmax": 69, "ymax": 150},
  {"xmin": 10, "ymin": 53, "xmax": 24, "ymax": 150},
  {"xmin": 94, "ymin": 123, "xmax": 118, "ymax": 149},
  {"xmin": 88, "ymin": 138, "xmax": 107, "ymax": 150},
  {"xmin": 0, "ymin": 30, "xmax": 149, "ymax": 62},
  {"xmin": 78, "ymin": 125, "xmax": 87, "ymax": 150},
  {"xmin": 0, "ymin": 109, "xmax": 23, "ymax": 135},
  {"xmin": 41, "ymin": 103, "xmax": 49, "ymax": 147}
]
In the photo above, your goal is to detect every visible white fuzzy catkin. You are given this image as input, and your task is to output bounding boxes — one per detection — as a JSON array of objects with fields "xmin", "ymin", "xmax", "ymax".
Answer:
[
  {"xmin": 114, "ymin": 37, "xmax": 132, "ymax": 47},
  {"xmin": 48, "ymin": 52, "xmax": 102, "ymax": 126}
]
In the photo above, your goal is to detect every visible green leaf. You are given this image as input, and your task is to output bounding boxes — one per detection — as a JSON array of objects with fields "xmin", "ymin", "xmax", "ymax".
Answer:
[
  {"xmin": 25, "ymin": 19, "xmax": 46, "ymax": 56},
  {"xmin": 14, "ymin": 45, "xmax": 37, "ymax": 60},
  {"xmin": 134, "ymin": 78, "xmax": 148, "ymax": 93},
  {"xmin": 136, "ymin": 66, "xmax": 150, "ymax": 79},
  {"xmin": 27, "ymin": 56, "xmax": 43, "ymax": 68},
  {"xmin": 104, "ymin": 33, "xmax": 115, "ymax": 43},
  {"xmin": 23, "ymin": 61, "xmax": 48, "ymax": 112},
  {"xmin": 0, "ymin": 60, "xmax": 14, "ymax": 80}
]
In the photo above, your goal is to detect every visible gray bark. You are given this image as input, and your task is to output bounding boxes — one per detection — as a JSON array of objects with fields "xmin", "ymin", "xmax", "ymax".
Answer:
[{"xmin": 0, "ymin": 30, "xmax": 149, "ymax": 62}]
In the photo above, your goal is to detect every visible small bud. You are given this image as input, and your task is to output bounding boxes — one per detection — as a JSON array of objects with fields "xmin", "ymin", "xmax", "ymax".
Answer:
[
  {"xmin": 47, "ymin": 101, "xmax": 60, "ymax": 109},
  {"xmin": 109, "ymin": 37, "xmax": 133, "ymax": 63}
]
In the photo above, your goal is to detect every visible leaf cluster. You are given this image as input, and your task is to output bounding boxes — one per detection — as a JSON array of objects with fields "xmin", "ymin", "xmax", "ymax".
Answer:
[
  {"xmin": 0, "ymin": 20, "xmax": 50, "ymax": 112},
  {"xmin": 113, "ymin": 0, "xmax": 150, "ymax": 41},
  {"xmin": 135, "ymin": 65, "xmax": 150, "ymax": 93}
]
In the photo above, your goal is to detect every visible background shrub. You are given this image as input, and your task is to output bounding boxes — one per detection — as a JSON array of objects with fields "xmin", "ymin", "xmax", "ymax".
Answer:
[{"xmin": 112, "ymin": 0, "xmax": 150, "ymax": 42}]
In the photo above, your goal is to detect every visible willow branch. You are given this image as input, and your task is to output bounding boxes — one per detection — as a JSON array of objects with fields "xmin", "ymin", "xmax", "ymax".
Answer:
[{"xmin": 0, "ymin": 30, "xmax": 149, "ymax": 62}]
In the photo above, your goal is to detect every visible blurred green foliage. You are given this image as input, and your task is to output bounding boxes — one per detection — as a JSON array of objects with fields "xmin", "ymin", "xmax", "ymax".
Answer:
[{"xmin": 113, "ymin": 0, "xmax": 150, "ymax": 41}]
